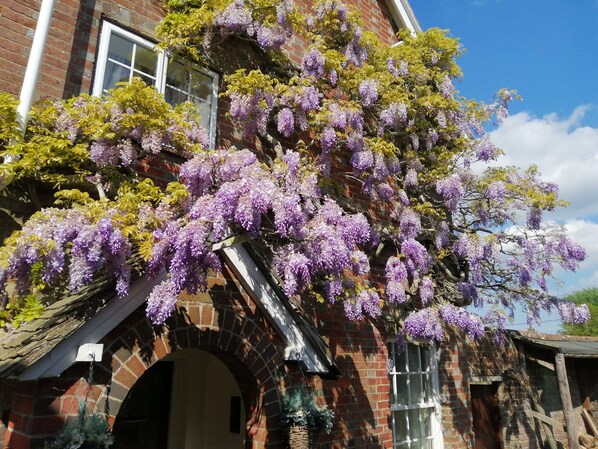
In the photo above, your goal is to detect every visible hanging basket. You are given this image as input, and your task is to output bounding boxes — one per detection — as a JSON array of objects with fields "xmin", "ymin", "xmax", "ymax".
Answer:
[{"xmin": 286, "ymin": 425, "xmax": 320, "ymax": 449}]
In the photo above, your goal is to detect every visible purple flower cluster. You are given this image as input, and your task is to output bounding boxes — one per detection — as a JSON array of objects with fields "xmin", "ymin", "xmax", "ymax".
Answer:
[
  {"xmin": 385, "ymin": 256, "xmax": 408, "ymax": 303},
  {"xmin": 344, "ymin": 289, "xmax": 381, "ymax": 321},
  {"xmin": 146, "ymin": 279, "xmax": 178, "ymax": 325},
  {"xmin": 558, "ymin": 301, "xmax": 590, "ymax": 325},
  {"xmin": 358, "ymin": 80, "xmax": 379, "ymax": 108},
  {"xmin": 302, "ymin": 49, "xmax": 326, "ymax": 78},
  {"xmin": 436, "ymin": 174, "xmax": 464, "ymax": 212},
  {"xmin": 439, "ymin": 304, "xmax": 485, "ymax": 339},
  {"xmin": 380, "ymin": 103, "xmax": 407, "ymax": 131},
  {"xmin": 0, "ymin": 208, "xmax": 132, "ymax": 299},
  {"xmin": 404, "ymin": 309, "xmax": 444, "ymax": 341}
]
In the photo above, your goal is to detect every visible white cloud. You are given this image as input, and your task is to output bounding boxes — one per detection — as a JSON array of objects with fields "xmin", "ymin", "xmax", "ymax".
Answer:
[
  {"xmin": 485, "ymin": 105, "xmax": 598, "ymax": 295},
  {"xmin": 564, "ymin": 220, "xmax": 598, "ymax": 293},
  {"xmin": 489, "ymin": 106, "xmax": 598, "ymax": 220}
]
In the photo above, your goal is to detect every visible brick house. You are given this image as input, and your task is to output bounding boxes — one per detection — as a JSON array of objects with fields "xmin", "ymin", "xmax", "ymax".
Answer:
[{"xmin": 0, "ymin": 0, "xmax": 596, "ymax": 448}]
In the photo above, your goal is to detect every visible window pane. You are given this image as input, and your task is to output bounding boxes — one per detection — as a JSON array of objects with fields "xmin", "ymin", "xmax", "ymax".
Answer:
[
  {"xmin": 166, "ymin": 60, "xmax": 187, "ymax": 87},
  {"xmin": 395, "ymin": 347, "xmax": 407, "ymax": 372},
  {"xmin": 165, "ymin": 86, "xmax": 188, "ymax": 106},
  {"xmin": 395, "ymin": 374, "xmax": 409, "ymax": 405},
  {"xmin": 137, "ymin": 73, "xmax": 156, "ymax": 87},
  {"xmin": 410, "ymin": 374, "xmax": 423, "ymax": 403},
  {"xmin": 190, "ymin": 71, "xmax": 213, "ymax": 101},
  {"xmin": 410, "ymin": 441, "xmax": 422, "ymax": 449},
  {"xmin": 393, "ymin": 411, "xmax": 407, "ymax": 443},
  {"xmin": 420, "ymin": 440, "xmax": 432, "ymax": 449},
  {"xmin": 420, "ymin": 408, "xmax": 432, "ymax": 437},
  {"xmin": 198, "ymin": 100, "xmax": 212, "ymax": 130},
  {"xmin": 108, "ymin": 33, "xmax": 134, "ymax": 66},
  {"xmin": 421, "ymin": 348, "xmax": 431, "ymax": 372},
  {"xmin": 422, "ymin": 373, "xmax": 431, "ymax": 403},
  {"xmin": 408, "ymin": 345, "xmax": 421, "ymax": 372},
  {"xmin": 134, "ymin": 45, "xmax": 157, "ymax": 78},
  {"xmin": 408, "ymin": 409, "xmax": 422, "ymax": 439},
  {"xmin": 103, "ymin": 61, "xmax": 130, "ymax": 91}
]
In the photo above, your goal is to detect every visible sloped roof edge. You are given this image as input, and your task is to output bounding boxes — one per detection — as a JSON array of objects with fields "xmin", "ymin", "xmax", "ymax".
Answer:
[
  {"xmin": 386, "ymin": 0, "xmax": 422, "ymax": 34},
  {"xmin": 0, "ymin": 242, "xmax": 334, "ymax": 380},
  {"xmin": 510, "ymin": 330, "xmax": 598, "ymax": 358}
]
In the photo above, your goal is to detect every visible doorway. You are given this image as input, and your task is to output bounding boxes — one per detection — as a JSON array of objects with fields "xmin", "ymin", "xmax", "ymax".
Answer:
[
  {"xmin": 112, "ymin": 349, "xmax": 246, "ymax": 449},
  {"xmin": 471, "ymin": 383, "xmax": 503, "ymax": 449}
]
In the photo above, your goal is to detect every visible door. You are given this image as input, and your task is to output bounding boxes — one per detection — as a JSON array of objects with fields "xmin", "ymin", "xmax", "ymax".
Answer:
[
  {"xmin": 471, "ymin": 383, "xmax": 502, "ymax": 449},
  {"xmin": 112, "ymin": 361, "xmax": 174, "ymax": 449}
]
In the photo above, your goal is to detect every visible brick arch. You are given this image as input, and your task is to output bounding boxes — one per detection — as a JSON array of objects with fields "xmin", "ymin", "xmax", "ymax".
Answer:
[{"xmin": 95, "ymin": 301, "xmax": 287, "ymax": 448}]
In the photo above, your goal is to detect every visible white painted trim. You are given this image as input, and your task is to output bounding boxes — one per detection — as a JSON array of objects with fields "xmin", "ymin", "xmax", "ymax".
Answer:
[
  {"xmin": 385, "ymin": 0, "xmax": 421, "ymax": 38},
  {"xmin": 20, "ymin": 242, "xmax": 330, "ymax": 378},
  {"xmin": 18, "ymin": 272, "xmax": 166, "ymax": 381},
  {"xmin": 220, "ymin": 245, "xmax": 330, "ymax": 374},
  {"xmin": 92, "ymin": 22, "xmax": 158, "ymax": 96},
  {"xmin": 92, "ymin": 22, "xmax": 219, "ymax": 148}
]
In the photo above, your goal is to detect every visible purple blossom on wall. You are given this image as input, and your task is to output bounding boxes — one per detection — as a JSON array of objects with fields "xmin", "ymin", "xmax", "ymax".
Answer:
[
  {"xmin": 302, "ymin": 48, "xmax": 326, "ymax": 78},
  {"xmin": 214, "ymin": 0, "xmax": 253, "ymax": 34},
  {"xmin": 419, "ymin": 277, "xmax": 434, "ymax": 305},
  {"xmin": 404, "ymin": 309, "xmax": 443, "ymax": 341},
  {"xmin": 146, "ymin": 279, "xmax": 179, "ymax": 325},
  {"xmin": 358, "ymin": 79, "xmax": 379, "ymax": 108},
  {"xmin": 380, "ymin": 103, "xmax": 407, "ymax": 131},
  {"xmin": 439, "ymin": 304, "xmax": 485, "ymax": 339},
  {"xmin": 276, "ymin": 108, "xmax": 295, "ymax": 137},
  {"xmin": 399, "ymin": 208, "xmax": 421, "ymax": 240}
]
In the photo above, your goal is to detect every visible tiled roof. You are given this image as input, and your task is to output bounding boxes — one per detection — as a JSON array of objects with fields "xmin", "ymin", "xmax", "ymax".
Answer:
[
  {"xmin": 511, "ymin": 330, "xmax": 598, "ymax": 358},
  {"xmin": 0, "ymin": 279, "xmax": 114, "ymax": 379}
]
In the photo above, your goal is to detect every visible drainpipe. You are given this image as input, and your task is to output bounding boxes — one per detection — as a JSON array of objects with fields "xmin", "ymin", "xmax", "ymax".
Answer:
[
  {"xmin": 16, "ymin": 0, "xmax": 57, "ymax": 133},
  {"xmin": 0, "ymin": 0, "xmax": 56, "ymax": 190}
]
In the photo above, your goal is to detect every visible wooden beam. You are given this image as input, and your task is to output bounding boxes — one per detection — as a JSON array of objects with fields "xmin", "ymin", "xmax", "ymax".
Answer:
[
  {"xmin": 527, "ymin": 410, "xmax": 566, "ymax": 430},
  {"xmin": 555, "ymin": 352, "xmax": 580, "ymax": 449},
  {"xmin": 582, "ymin": 409, "xmax": 598, "ymax": 437},
  {"xmin": 525, "ymin": 354, "xmax": 555, "ymax": 371}
]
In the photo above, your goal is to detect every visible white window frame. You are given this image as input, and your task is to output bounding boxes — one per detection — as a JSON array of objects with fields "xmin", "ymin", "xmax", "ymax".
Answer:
[
  {"xmin": 93, "ymin": 21, "xmax": 219, "ymax": 148},
  {"xmin": 388, "ymin": 341, "xmax": 443, "ymax": 449}
]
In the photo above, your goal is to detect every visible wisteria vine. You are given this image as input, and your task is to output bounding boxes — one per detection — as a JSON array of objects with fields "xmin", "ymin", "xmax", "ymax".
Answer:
[{"xmin": 0, "ymin": 0, "xmax": 589, "ymax": 341}]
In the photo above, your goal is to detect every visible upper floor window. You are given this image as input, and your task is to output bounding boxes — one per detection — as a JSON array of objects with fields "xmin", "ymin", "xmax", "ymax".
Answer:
[
  {"xmin": 93, "ymin": 22, "xmax": 218, "ymax": 147},
  {"xmin": 388, "ymin": 342, "xmax": 443, "ymax": 449}
]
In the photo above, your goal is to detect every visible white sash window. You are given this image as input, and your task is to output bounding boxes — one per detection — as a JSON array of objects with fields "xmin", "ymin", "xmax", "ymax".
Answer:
[{"xmin": 93, "ymin": 22, "xmax": 218, "ymax": 147}]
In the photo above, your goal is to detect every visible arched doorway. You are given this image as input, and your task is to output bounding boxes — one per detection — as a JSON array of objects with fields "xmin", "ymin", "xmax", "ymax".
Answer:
[{"xmin": 113, "ymin": 348, "xmax": 246, "ymax": 449}]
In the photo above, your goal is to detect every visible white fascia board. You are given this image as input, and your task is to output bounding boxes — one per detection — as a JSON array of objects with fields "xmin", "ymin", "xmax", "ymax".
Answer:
[
  {"xmin": 220, "ymin": 245, "xmax": 330, "ymax": 374},
  {"xmin": 386, "ymin": 0, "xmax": 422, "ymax": 35},
  {"xmin": 18, "ymin": 273, "xmax": 167, "ymax": 381}
]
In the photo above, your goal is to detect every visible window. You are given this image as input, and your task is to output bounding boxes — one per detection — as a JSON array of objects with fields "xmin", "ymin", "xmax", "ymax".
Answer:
[
  {"xmin": 93, "ymin": 22, "xmax": 219, "ymax": 147},
  {"xmin": 388, "ymin": 342, "xmax": 442, "ymax": 449}
]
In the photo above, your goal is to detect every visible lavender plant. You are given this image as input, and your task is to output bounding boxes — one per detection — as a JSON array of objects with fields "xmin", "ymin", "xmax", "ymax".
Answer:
[{"xmin": 0, "ymin": 0, "xmax": 589, "ymax": 341}]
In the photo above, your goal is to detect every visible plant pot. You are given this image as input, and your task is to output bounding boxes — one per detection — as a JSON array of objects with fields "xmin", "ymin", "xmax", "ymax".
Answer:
[{"xmin": 286, "ymin": 425, "xmax": 321, "ymax": 449}]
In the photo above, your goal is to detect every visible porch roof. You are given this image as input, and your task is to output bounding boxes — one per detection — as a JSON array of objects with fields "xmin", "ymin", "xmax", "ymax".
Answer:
[
  {"xmin": 0, "ymin": 243, "xmax": 337, "ymax": 380},
  {"xmin": 511, "ymin": 330, "xmax": 598, "ymax": 358}
]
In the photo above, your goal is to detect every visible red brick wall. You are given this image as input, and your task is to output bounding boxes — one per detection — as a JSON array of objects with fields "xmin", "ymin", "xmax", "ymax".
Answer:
[
  {"xmin": 0, "ymin": 0, "xmax": 164, "ymax": 101},
  {"xmin": 438, "ymin": 330, "xmax": 540, "ymax": 449},
  {"xmin": 0, "ymin": 2, "xmax": 525, "ymax": 449}
]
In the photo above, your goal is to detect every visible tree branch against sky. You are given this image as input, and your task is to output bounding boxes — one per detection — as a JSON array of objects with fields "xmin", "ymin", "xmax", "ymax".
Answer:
[
  {"xmin": 0, "ymin": 0, "xmax": 590, "ymax": 341},
  {"xmin": 411, "ymin": 2, "xmax": 598, "ymax": 329}
]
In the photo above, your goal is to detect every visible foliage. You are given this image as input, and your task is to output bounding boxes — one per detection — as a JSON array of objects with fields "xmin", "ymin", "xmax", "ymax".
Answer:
[
  {"xmin": 281, "ymin": 386, "xmax": 335, "ymax": 433},
  {"xmin": 49, "ymin": 402, "xmax": 113, "ymax": 449},
  {"xmin": 0, "ymin": 93, "xmax": 20, "ymax": 145},
  {"xmin": 0, "ymin": 0, "xmax": 590, "ymax": 341},
  {"xmin": 561, "ymin": 288, "xmax": 598, "ymax": 336}
]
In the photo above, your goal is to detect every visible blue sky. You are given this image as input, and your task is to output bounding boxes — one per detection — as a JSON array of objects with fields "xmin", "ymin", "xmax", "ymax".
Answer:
[{"xmin": 411, "ymin": 0, "xmax": 598, "ymax": 332}]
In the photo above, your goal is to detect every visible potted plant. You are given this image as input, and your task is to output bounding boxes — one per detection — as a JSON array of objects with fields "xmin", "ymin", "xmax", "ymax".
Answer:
[
  {"xmin": 281, "ymin": 386, "xmax": 334, "ymax": 449},
  {"xmin": 48, "ymin": 401, "xmax": 114, "ymax": 449}
]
